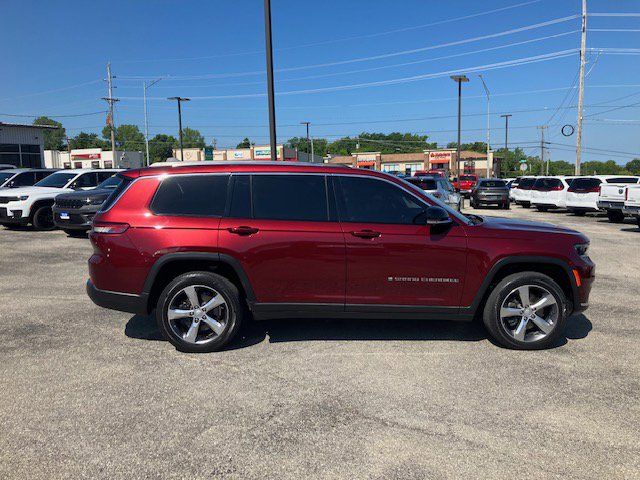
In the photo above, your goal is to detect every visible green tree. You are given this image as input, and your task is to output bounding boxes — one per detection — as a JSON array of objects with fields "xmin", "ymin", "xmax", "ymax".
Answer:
[
  {"xmin": 447, "ymin": 141, "xmax": 488, "ymax": 153},
  {"xmin": 581, "ymin": 160, "xmax": 624, "ymax": 175},
  {"xmin": 236, "ymin": 137, "xmax": 252, "ymax": 148},
  {"xmin": 102, "ymin": 124, "xmax": 145, "ymax": 151},
  {"xmin": 325, "ymin": 132, "xmax": 436, "ymax": 156},
  {"xmin": 548, "ymin": 160, "xmax": 575, "ymax": 175},
  {"xmin": 148, "ymin": 134, "xmax": 177, "ymax": 163},
  {"xmin": 70, "ymin": 132, "xmax": 109, "ymax": 150},
  {"xmin": 625, "ymin": 158, "xmax": 640, "ymax": 175},
  {"xmin": 33, "ymin": 116, "xmax": 65, "ymax": 150},
  {"xmin": 179, "ymin": 127, "xmax": 205, "ymax": 148},
  {"xmin": 286, "ymin": 137, "xmax": 329, "ymax": 157}
]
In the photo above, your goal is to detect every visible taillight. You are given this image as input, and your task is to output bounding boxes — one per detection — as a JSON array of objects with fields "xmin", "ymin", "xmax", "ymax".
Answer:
[
  {"xmin": 626, "ymin": 189, "xmax": 629, "ymax": 200},
  {"xmin": 552, "ymin": 185, "xmax": 563, "ymax": 191},
  {"xmin": 586, "ymin": 186, "xmax": 601, "ymax": 194},
  {"xmin": 91, "ymin": 221, "xmax": 129, "ymax": 234}
]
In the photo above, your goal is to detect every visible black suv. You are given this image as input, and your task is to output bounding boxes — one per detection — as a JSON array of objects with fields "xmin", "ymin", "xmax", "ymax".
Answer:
[{"xmin": 53, "ymin": 174, "xmax": 122, "ymax": 236}]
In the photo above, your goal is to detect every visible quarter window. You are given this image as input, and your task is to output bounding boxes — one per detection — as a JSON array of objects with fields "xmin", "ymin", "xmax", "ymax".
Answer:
[
  {"xmin": 337, "ymin": 176, "xmax": 425, "ymax": 224},
  {"xmin": 151, "ymin": 174, "xmax": 229, "ymax": 216}
]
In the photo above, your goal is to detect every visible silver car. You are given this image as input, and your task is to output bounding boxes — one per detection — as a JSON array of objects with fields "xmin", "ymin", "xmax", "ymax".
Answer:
[{"xmin": 405, "ymin": 175, "xmax": 462, "ymax": 211}]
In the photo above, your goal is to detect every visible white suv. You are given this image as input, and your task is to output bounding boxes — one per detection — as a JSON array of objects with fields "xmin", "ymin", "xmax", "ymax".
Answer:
[
  {"xmin": 0, "ymin": 169, "xmax": 121, "ymax": 230},
  {"xmin": 531, "ymin": 176, "xmax": 576, "ymax": 211},
  {"xmin": 511, "ymin": 176, "xmax": 537, "ymax": 207},
  {"xmin": 567, "ymin": 175, "xmax": 640, "ymax": 216},
  {"xmin": 405, "ymin": 175, "xmax": 462, "ymax": 210}
]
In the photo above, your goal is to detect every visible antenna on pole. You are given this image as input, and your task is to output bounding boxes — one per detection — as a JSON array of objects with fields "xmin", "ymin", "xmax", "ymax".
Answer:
[
  {"xmin": 102, "ymin": 62, "xmax": 119, "ymax": 164},
  {"xmin": 575, "ymin": 0, "xmax": 588, "ymax": 175}
]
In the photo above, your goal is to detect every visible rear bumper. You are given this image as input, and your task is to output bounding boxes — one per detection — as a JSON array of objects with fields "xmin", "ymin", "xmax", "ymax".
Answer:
[
  {"xmin": 86, "ymin": 280, "xmax": 147, "ymax": 315},
  {"xmin": 597, "ymin": 200, "xmax": 624, "ymax": 210},
  {"xmin": 622, "ymin": 205, "xmax": 640, "ymax": 216},
  {"xmin": 474, "ymin": 195, "xmax": 508, "ymax": 205}
]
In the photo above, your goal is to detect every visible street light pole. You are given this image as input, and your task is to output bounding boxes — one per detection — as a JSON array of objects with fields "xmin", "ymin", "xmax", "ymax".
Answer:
[
  {"xmin": 500, "ymin": 114, "xmax": 512, "ymax": 177},
  {"xmin": 478, "ymin": 74, "xmax": 491, "ymax": 176},
  {"xmin": 300, "ymin": 121, "xmax": 311, "ymax": 159},
  {"xmin": 450, "ymin": 75, "xmax": 469, "ymax": 177},
  {"xmin": 168, "ymin": 97, "xmax": 190, "ymax": 161},
  {"xmin": 264, "ymin": 0, "xmax": 277, "ymax": 161},
  {"xmin": 143, "ymin": 78, "xmax": 163, "ymax": 166}
]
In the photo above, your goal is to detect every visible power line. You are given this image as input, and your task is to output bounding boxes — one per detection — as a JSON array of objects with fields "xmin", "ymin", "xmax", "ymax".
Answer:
[
  {"xmin": 118, "ymin": 15, "xmax": 579, "ymax": 81},
  {"xmin": 113, "ymin": 0, "xmax": 544, "ymax": 64},
  {"xmin": 0, "ymin": 79, "xmax": 102, "ymax": 103},
  {"xmin": 0, "ymin": 110, "xmax": 108, "ymax": 118}
]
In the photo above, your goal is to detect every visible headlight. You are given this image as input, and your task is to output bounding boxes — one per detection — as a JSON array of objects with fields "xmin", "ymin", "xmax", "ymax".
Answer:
[
  {"xmin": 574, "ymin": 243, "xmax": 589, "ymax": 259},
  {"xmin": 18, "ymin": 195, "xmax": 29, "ymax": 201}
]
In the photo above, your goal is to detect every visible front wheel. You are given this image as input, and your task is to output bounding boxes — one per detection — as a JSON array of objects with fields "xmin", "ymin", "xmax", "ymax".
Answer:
[
  {"xmin": 156, "ymin": 271, "xmax": 243, "ymax": 353},
  {"xmin": 536, "ymin": 205, "xmax": 548, "ymax": 212},
  {"xmin": 31, "ymin": 205, "xmax": 55, "ymax": 231},
  {"xmin": 482, "ymin": 272, "xmax": 567, "ymax": 350}
]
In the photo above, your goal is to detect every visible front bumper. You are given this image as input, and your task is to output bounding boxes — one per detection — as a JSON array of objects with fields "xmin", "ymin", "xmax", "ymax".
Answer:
[
  {"xmin": 86, "ymin": 280, "xmax": 147, "ymax": 315},
  {"xmin": 597, "ymin": 200, "xmax": 624, "ymax": 210},
  {"xmin": 0, "ymin": 206, "xmax": 28, "ymax": 225},
  {"xmin": 53, "ymin": 205, "xmax": 100, "ymax": 230}
]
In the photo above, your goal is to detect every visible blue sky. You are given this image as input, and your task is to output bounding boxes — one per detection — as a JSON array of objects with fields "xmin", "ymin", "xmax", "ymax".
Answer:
[{"xmin": 1, "ymin": 0, "xmax": 640, "ymax": 163}]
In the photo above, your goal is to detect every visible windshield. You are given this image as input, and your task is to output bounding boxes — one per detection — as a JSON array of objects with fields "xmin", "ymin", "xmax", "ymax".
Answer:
[
  {"xmin": 402, "ymin": 178, "xmax": 473, "ymax": 226},
  {"xmin": 479, "ymin": 180, "xmax": 507, "ymax": 188},
  {"xmin": 34, "ymin": 172, "xmax": 76, "ymax": 188},
  {"xmin": 0, "ymin": 172, "xmax": 15, "ymax": 185},
  {"xmin": 518, "ymin": 177, "xmax": 536, "ymax": 189},
  {"xmin": 97, "ymin": 175, "xmax": 122, "ymax": 189},
  {"xmin": 460, "ymin": 175, "xmax": 476, "ymax": 181}
]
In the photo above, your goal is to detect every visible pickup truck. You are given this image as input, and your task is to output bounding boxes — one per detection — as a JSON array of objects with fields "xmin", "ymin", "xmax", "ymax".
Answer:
[
  {"xmin": 456, "ymin": 174, "xmax": 479, "ymax": 197},
  {"xmin": 598, "ymin": 179, "xmax": 640, "ymax": 222},
  {"xmin": 623, "ymin": 185, "xmax": 640, "ymax": 228}
]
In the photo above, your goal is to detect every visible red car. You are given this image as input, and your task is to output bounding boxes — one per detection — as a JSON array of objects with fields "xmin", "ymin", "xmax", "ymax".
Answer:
[
  {"xmin": 457, "ymin": 174, "xmax": 479, "ymax": 196},
  {"xmin": 87, "ymin": 163, "xmax": 594, "ymax": 352}
]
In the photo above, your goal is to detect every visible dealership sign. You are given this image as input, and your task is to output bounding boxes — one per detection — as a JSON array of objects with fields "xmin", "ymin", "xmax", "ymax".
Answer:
[
  {"xmin": 254, "ymin": 148, "xmax": 272, "ymax": 159},
  {"xmin": 72, "ymin": 153, "xmax": 101, "ymax": 160}
]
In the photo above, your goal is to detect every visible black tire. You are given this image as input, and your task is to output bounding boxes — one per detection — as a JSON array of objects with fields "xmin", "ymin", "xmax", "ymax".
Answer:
[
  {"xmin": 606, "ymin": 210, "xmax": 625, "ymax": 223},
  {"xmin": 636, "ymin": 216, "xmax": 640, "ymax": 228},
  {"xmin": 521, "ymin": 202, "xmax": 531, "ymax": 209},
  {"xmin": 573, "ymin": 210, "xmax": 586, "ymax": 217},
  {"xmin": 63, "ymin": 229, "xmax": 87, "ymax": 238},
  {"xmin": 31, "ymin": 205, "xmax": 55, "ymax": 231},
  {"xmin": 536, "ymin": 205, "xmax": 549, "ymax": 212},
  {"xmin": 482, "ymin": 271, "xmax": 568, "ymax": 350},
  {"xmin": 469, "ymin": 199, "xmax": 476, "ymax": 208},
  {"xmin": 1, "ymin": 223, "xmax": 21, "ymax": 230},
  {"xmin": 503, "ymin": 201, "xmax": 511, "ymax": 210},
  {"xmin": 156, "ymin": 271, "xmax": 243, "ymax": 353}
]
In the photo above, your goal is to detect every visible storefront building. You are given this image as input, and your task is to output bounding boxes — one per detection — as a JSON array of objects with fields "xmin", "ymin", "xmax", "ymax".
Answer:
[
  {"xmin": 0, "ymin": 123, "xmax": 57, "ymax": 168},
  {"xmin": 326, "ymin": 149, "xmax": 494, "ymax": 177},
  {"xmin": 44, "ymin": 148, "xmax": 144, "ymax": 169}
]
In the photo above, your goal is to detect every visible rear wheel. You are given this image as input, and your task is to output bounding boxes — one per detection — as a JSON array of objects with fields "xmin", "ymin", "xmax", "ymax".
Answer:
[
  {"xmin": 573, "ymin": 210, "xmax": 586, "ymax": 216},
  {"xmin": 636, "ymin": 216, "xmax": 640, "ymax": 228},
  {"xmin": 156, "ymin": 271, "xmax": 243, "ymax": 353},
  {"xmin": 536, "ymin": 205, "xmax": 549, "ymax": 212},
  {"xmin": 522, "ymin": 202, "xmax": 531, "ymax": 209},
  {"xmin": 503, "ymin": 201, "xmax": 510, "ymax": 210},
  {"xmin": 483, "ymin": 272, "xmax": 567, "ymax": 350},
  {"xmin": 606, "ymin": 210, "xmax": 625, "ymax": 223},
  {"xmin": 31, "ymin": 205, "xmax": 55, "ymax": 231}
]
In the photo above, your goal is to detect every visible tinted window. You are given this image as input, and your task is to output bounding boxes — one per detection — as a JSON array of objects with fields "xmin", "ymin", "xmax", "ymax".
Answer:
[
  {"xmin": 0, "ymin": 172, "xmax": 14, "ymax": 185},
  {"xmin": 74, "ymin": 173, "xmax": 99, "ymax": 188},
  {"xmin": 151, "ymin": 174, "xmax": 229, "ymax": 216},
  {"xmin": 606, "ymin": 177, "xmax": 639, "ymax": 184},
  {"xmin": 479, "ymin": 180, "xmax": 507, "ymax": 188},
  {"xmin": 460, "ymin": 175, "xmax": 476, "ymax": 181},
  {"xmin": 97, "ymin": 171, "xmax": 116, "ymax": 183},
  {"xmin": 338, "ymin": 176, "xmax": 425, "ymax": 224},
  {"xmin": 97, "ymin": 175, "xmax": 121, "ymax": 189},
  {"xmin": 34, "ymin": 172, "xmax": 76, "ymax": 188},
  {"xmin": 228, "ymin": 175, "xmax": 251, "ymax": 218},
  {"xmin": 533, "ymin": 178, "xmax": 561, "ymax": 190},
  {"xmin": 518, "ymin": 178, "xmax": 536, "ymax": 189},
  {"xmin": 571, "ymin": 178, "xmax": 601, "ymax": 190},
  {"xmin": 406, "ymin": 177, "xmax": 437, "ymax": 190},
  {"xmin": 34, "ymin": 171, "xmax": 54, "ymax": 181},
  {"xmin": 10, "ymin": 172, "xmax": 36, "ymax": 187},
  {"xmin": 252, "ymin": 174, "xmax": 328, "ymax": 222}
]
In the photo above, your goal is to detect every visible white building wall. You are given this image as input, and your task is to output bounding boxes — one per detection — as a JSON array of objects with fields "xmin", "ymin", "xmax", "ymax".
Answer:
[{"xmin": 44, "ymin": 149, "xmax": 143, "ymax": 169}]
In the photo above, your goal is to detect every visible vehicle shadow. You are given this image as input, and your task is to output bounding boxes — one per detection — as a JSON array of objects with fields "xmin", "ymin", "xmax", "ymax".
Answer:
[{"xmin": 125, "ymin": 312, "xmax": 593, "ymax": 351}]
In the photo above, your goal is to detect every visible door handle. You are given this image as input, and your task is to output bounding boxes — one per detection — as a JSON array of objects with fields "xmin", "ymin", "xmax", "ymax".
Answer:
[
  {"xmin": 350, "ymin": 229, "xmax": 381, "ymax": 239},
  {"xmin": 227, "ymin": 226, "xmax": 259, "ymax": 236}
]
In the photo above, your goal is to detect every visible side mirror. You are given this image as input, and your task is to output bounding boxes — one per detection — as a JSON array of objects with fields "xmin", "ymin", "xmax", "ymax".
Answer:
[{"xmin": 425, "ymin": 206, "xmax": 452, "ymax": 226}]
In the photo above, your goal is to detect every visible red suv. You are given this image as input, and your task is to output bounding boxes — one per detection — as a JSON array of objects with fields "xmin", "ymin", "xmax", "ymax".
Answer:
[
  {"xmin": 457, "ymin": 174, "xmax": 479, "ymax": 197},
  {"xmin": 87, "ymin": 163, "xmax": 594, "ymax": 352}
]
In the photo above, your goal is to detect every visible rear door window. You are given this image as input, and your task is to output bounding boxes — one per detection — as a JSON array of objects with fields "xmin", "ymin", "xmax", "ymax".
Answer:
[
  {"xmin": 406, "ymin": 178, "xmax": 437, "ymax": 190},
  {"xmin": 518, "ymin": 178, "xmax": 536, "ymax": 189},
  {"xmin": 10, "ymin": 172, "xmax": 36, "ymax": 187},
  {"xmin": 151, "ymin": 174, "xmax": 230, "ymax": 216},
  {"xmin": 571, "ymin": 178, "xmax": 601, "ymax": 191},
  {"xmin": 480, "ymin": 180, "xmax": 507, "ymax": 188},
  {"xmin": 251, "ymin": 174, "xmax": 328, "ymax": 222},
  {"xmin": 605, "ymin": 177, "xmax": 639, "ymax": 184}
]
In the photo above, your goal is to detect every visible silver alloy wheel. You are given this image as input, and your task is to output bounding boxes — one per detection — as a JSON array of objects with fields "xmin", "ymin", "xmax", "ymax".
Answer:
[
  {"xmin": 499, "ymin": 284, "xmax": 559, "ymax": 343},
  {"xmin": 167, "ymin": 285, "xmax": 229, "ymax": 345}
]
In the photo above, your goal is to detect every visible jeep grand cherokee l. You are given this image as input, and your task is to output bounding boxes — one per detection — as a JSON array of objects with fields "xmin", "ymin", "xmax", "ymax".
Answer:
[{"xmin": 87, "ymin": 162, "xmax": 594, "ymax": 352}]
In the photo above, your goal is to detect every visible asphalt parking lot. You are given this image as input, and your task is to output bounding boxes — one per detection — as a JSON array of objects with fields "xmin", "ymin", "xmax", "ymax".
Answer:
[{"xmin": 1, "ymin": 207, "xmax": 639, "ymax": 480}]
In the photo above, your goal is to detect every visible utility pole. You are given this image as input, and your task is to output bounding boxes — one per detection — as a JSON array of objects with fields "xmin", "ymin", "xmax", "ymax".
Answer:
[
  {"xmin": 478, "ymin": 74, "xmax": 491, "ymax": 176},
  {"xmin": 500, "ymin": 114, "xmax": 512, "ymax": 177},
  {"xmin": 575, "ymin": 0, "xmax": 588, "ymax": 175},
  {"xmin": 300, "ymin": 121, "xmax": 311, "ymax": 159},
  {"xmin": 168, "ymin": 97, "xmax": 190, "ymax": 161},
  {"xmin": 143, "ymin": 78, "xmax": 163, "ymax": 166},
  {"xmin": 102, "ymin": 62, "xmax": 119, "ymax": 163},
  {"xmin": 537, "ymin": 125, "xmax": 548, "ymax": 174},
  {"xmin": 450, "ymin": 75, "xmax": 469, "ymax": 176},
  {"xmin": 264, "ymin": 0, "xmax": 277, "ymax": 161}
]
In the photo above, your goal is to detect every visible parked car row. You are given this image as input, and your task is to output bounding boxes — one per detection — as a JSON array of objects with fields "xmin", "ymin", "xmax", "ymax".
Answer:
[
  {"xmin": 502, "ymin": 174, "xmax": 640, "ymax": 226},
  {"xmin": 0, "ymin": 167, "xmax": 122, "ymax": 232}
]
